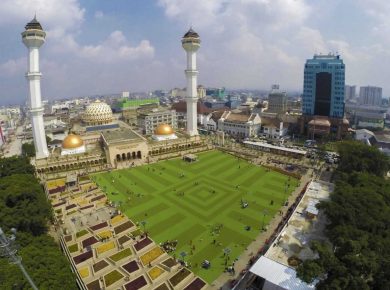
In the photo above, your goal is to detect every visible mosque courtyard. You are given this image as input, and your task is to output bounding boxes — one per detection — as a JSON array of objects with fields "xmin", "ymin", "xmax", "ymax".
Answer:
[{"xmin": 92, "ymin": 150, "xmax": 299, "ymax": 283}]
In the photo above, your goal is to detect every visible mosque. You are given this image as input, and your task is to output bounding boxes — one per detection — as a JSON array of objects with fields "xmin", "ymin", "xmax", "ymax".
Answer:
[{"xmin": 24, "ymin": 17, "xmax": 209, "ymax": 175}]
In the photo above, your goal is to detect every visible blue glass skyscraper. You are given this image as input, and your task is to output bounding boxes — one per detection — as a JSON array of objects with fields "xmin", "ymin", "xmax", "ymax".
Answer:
[{"xmin": 302, "ymin": 54, "xmax": 345, "ymax": 118}]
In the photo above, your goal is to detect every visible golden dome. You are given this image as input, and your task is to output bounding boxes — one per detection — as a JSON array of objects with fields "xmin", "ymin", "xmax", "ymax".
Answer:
[
  {"xmin": 155, "ymin": 124, "xmax": 174, "ymax": 135},
  {"xmin": 83, "ymin": 100, "xmax": 113, "ymax": 125},
  {"xmin": 62, "ymin": 134, "xmax": 84, "ymax": 149}
]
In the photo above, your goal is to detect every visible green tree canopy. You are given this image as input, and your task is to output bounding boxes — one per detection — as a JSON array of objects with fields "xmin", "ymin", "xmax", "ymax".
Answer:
[
  {"xmin": 0, "ymin": 174, "xmax": 51, "ymax": 235},
  {"xmin": 0, "ymin": 156, "xmax": 35, "ymax": 177},
  {"xmin": 22, "ymin": 142, "xmax": 36, "ymax": 157},
  {"xmin": 297, "ymin": 142, "xmax": 390, "ymax": 289},
  {"xmin": 336, "ymin": 141, "xmax": 389, "ymax": 176},
  {"xmin": 0, "ymin": 156, "xmax": 77, "ymax": 289}
]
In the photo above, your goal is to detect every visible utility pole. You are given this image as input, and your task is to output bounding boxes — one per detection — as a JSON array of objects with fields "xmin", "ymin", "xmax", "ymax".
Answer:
[{"xmin": 0, "ymin": 227, "xmax": 38, "ymax": 290}]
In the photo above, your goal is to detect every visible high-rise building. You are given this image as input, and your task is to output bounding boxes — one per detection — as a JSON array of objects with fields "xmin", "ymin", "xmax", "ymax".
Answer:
[
  {"xmin": 22, "ymin": 16, "xmax": 49, "ymax": 159},
  {"xmin": 359, "ymin": 86, "xmax": 382, "ymax": 106},
  {"xmin": 344, "ymin": 85, "xmax": 356, "ymax": 101},
  {"xmin": 267, "ymin": 85, "xmax": 287, "ymax": 114},
  {"xmin": 302, "ymin": 54, "xmax": 345, "ymax": 118}
]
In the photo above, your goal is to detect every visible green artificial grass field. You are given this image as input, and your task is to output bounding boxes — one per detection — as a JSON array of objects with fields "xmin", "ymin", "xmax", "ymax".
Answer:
[{"xmin": 92, "ymin": 150, "xmax": 298, "ymax": 283}]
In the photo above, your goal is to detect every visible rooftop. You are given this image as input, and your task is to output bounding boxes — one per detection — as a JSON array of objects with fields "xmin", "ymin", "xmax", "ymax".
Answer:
[
  {"xmin": 265, "ymin": 181, "xmax": 332, "ymax": 265},
  {"xmin": 101, "ymin": 128, "xmax": 145, "ymax": 144},
  {"xmin": 243, "ymin": 141, "xmax": 307, "ymax": 155},
  {"xmin": 25, "ymin": 16, "xmax": 43, "ymax": 31},
  {"xmin": 250, "ymin": 256, "xmax": 315, "ymax": 290},
  {"xmin": 183, "ymin": 28, "xmax": 199, "ymax": 38},
  {"xmin": 249, "ymin": 180, "xmax": 333, "ymax": 290},
  {"xmin": 171, "ymin": 101, "xmax": 212, "ymax": 114}
]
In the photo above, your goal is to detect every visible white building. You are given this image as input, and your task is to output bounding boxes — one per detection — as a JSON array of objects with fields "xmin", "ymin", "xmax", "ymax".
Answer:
[
  {"xmin": 137, "ymin": 107, "xmax": 177, "ymax": 135},
  {"xmin": 218, "ymin": 111, "xmax": 261, "ymax": 138},
  {"xmin": 344, "ymin": 85, "xmax": 356, "ymax": 101},
  {"xmin": 171, "ymin": 100, "xmax": 212, "ymax": 128},
  {"xmin": 359, "ymin": 86, "xmax": 382, "ymax": 106},
  {"xmin": 261, "ymin": 118, "xmax": 288, "ymax": 139}
]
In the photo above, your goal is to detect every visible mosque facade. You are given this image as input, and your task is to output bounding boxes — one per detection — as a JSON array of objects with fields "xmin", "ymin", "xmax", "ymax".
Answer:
[{"xmin": 26, "ymin": 24, "xmax": 208, "ymax": 176}]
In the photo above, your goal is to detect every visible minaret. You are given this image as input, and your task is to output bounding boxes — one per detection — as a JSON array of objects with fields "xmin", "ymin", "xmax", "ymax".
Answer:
[
  {"xmin": 182, "ymin": 28, "xmax": 201, "ymax": 136},
  {"xmin": 22, "ymin": 16, "xmax": 49, "ymax": 159}
]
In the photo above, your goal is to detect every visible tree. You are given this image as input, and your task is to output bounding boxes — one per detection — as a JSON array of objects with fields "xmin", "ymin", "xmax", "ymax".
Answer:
[
  {"xmin": 0, "ymin": 156, "xmax": 77, "ymax": 289},
  {"xmin": 0, "ymin": 174, "xmax": 51, "ymax": 235},
  {"xmin": 0, "ymin": 156, "xmax": 35, "ymax": 177},
  {"xmin": 22, "ymin": 142, "xmax": 35, "ymax": 157},
  {"xmin": 336, "ymin": 141, "xmax": 389, "ymax": 177},
  {"xmin": 296, "ymin": 169, "xmax": 390, "ymax": 289},
  {"xmin": 0, "ymin": 233, "xmax": 77, "ymax": 290}
]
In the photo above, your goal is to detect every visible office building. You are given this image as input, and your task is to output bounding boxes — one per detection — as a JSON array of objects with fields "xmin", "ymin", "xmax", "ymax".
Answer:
[
  {"xmin": 300, "ymin": 54, "xmax": 349, "ymax": 139},
  {"xmin": 302, "ymin": 54, "xmax": 345, "ymax": 118},
  {"xmin": 344, "ymin": 85, "xmax": 356, "ymax": 101},
  {"xmin": 267, "ymin": 85, "xmax": 287, "ymax": 114},
  {"xmin": 137, "ymin": 107, "xmax": 177, "ymax": 135},
  {"xmin": 359, "ymin": 86, "xmax": 382, "ymax": 106}
]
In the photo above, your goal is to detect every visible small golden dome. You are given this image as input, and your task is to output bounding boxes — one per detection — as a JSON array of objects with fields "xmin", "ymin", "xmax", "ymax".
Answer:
[
  {"xmin": 155, "ymin": 124, "xmax": 174, "ymax": 135},
  {"xmin": 62, "ymin": 134, "xmax": 84, "ymax": 149}
]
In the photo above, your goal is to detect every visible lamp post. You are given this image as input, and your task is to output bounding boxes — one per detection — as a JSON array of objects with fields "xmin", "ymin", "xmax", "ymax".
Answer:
[
  {"xmin": 261, "ymin": 209, "xmax": 269, "ymax": 231},
  {"xmin": 0, "ymin": 227, "xmax": 38, "ymax": 290},
  {"xmin": 140, "ymin": 220, "xmax": 147, "ymax": 233}
]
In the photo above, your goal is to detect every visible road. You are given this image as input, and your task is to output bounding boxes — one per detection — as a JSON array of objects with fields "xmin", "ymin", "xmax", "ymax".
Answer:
[{"xmin": 3, "ymin": 125, "xmax": 23, "ymax": 158}]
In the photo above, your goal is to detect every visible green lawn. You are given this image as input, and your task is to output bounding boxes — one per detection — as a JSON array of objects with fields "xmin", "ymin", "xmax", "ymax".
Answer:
[{"xmin": 93, "ymin": 150, "xmax": 298, "ymax": 283}]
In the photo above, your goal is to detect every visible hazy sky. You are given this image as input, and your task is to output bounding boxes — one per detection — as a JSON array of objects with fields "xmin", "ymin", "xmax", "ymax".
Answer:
[{"xmin": 0, "ymin": 0, "xmax": 389, "ymax": 105}]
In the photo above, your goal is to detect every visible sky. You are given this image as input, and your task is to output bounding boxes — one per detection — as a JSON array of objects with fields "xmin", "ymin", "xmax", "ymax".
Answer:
[{"xmin": 0, "ymin": 0, "xmax": 390, "ymax": 105}]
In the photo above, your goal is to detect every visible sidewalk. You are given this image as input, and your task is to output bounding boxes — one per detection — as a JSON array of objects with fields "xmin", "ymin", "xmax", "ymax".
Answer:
[{"xmin": 208, "ymin": 172, "xmax": 312, "ymax": 290}]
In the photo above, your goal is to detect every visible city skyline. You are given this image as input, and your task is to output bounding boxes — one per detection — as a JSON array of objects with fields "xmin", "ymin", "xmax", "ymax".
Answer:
[{"xmin": 1, "ymin": 0, "xmax": 390, "ymax": 105}]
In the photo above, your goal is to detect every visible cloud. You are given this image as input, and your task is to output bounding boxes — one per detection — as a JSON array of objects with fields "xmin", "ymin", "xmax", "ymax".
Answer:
[
  {"xmin": 94, "ymin": 11, "xmax": 104, "ymax": 19},
  {"xmin": 158, "ymin": 0, "xmax": 313, "ymax": 90},
  {"xmin": 78, "ymin": 31, "xmax": 155, "ymax": 63},
  {"xmin": 0, "ymin": 0, "xmax": 159, "ymax": 103},
  {"xmin": 0, "ymin": 57, "xmax": 26, "ymax": 76},
  {"xmin": 0, "ymin": 0, "xmax": 84, "ymax": 31},
  {"xmin": 158, "ymin": 0, "xmax": 390, "ymax": 95}
]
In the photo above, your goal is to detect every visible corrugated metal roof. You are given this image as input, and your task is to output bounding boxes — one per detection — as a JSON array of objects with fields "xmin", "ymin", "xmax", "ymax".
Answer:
[
  {"xmin": 250, "ymin": 256, "xmax": 316, "ymax": 290},
  {"xmin": 243, "ymin": 141, "xmax": 307, "ymax": 155}
]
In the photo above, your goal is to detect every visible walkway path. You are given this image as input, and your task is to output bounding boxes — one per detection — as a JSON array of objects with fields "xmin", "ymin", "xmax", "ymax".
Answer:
[{"xmin": 3, "ymin": 125, "xmax": 22, "ymax": 157}]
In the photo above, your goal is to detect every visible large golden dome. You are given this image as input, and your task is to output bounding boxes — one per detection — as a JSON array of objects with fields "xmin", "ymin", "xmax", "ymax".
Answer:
[
  {"xmin": 155, "ymin": 124, "xmax": 174, "ymax": 135},
  {"xmin": 62, "ymin": 134, "xmax": 84, "ymax": 149},
  {"xmin": 83, "ymin": 100, "xmax": 113, "ymax": 125}
]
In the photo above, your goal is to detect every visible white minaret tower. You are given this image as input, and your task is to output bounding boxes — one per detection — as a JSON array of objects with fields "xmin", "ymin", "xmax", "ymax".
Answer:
[
  {"xmin": 182, "ymin": 28, "xmax": 201, "ymax": 137},
  {"xmin": 22, "ymin": 16, "xmax": 49, "ymax": 159}
]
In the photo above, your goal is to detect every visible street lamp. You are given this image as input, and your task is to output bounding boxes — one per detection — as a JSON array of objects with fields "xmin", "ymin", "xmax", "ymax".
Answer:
[
  {"xmin": 0, "ymin": 227, "xmax": 38, "ymax": 290},
  {"xmin": 261, "ymin": 209, "xmax": 269, "ymax": 231},
  {"xmin": 140, "ymin": 220, "xmax": 147, "ymax": 233}
]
